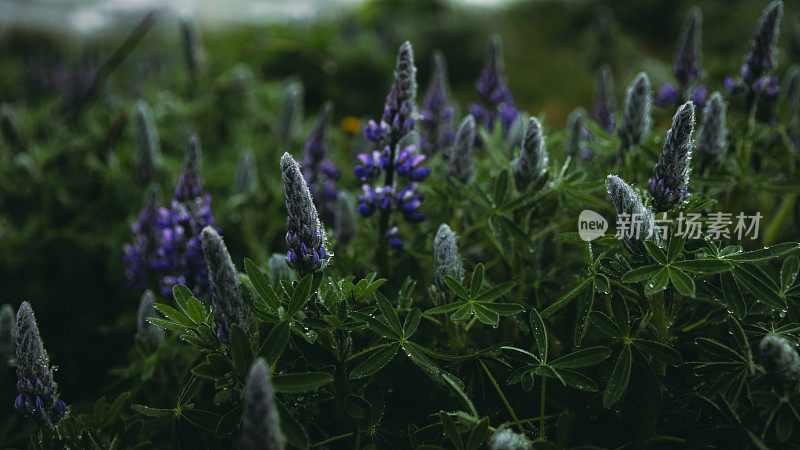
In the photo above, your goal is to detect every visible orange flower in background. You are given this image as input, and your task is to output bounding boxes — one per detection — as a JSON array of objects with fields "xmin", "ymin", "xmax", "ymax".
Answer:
[{"xmin": 340, "ymin": 116, "xmax": 360, "ymax": 135}]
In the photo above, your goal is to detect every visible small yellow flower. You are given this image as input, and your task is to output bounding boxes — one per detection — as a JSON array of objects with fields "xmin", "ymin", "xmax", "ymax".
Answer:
[{"xmin": 341, "ymin": 116, "xmax": 360, "ymax": 135}]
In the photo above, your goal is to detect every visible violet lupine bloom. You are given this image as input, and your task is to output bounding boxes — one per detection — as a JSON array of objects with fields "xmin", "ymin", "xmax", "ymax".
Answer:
[
  {"xmin": 14, "ymin": 302, "xmax": 67, "ymax": 428},
  {"xmin": 419, "ymin": 51, "xmax": 456, "ymax": 156},
  {"xmin": 152, "ymin": 136, "xmax": 216, "ymax": 298},
  {"xmin": 357, "ymin": 41, "xmax": 429, "ymax": 251},
  {"xmin": 655, "ymin": 9, "xmax": 706, "ymax": 109},
  {"xmin": 648, "ymin": 102, "xmax": 695, "ymax": 212},
  {"xmin": 724, "ymin": 1, "xmax": 783, "ymax": 104},
  {"xmin": 469, "ymin": 35, "xmax": 520, "ymax": 144},
  {"xmin": 202, "ymin": 227, "xmax": 251, "ymax": 341},
  {"xmin": 122, "ymin": 187, "xmax": 161, "ymax": 290},
  {"xmin": 282, "ymin": 153, "xmax": 331, "ymax": 276},
  {"xmin": 592, "ymin": 66, "xmax": 615, "ymax": 133},
  {"xmin": 606, "ymin": 175, "xmax": 662, "ymax": 258},
  {"xmin": 302, "ymin": 103, "xmax": 340, "ymax": 224}
]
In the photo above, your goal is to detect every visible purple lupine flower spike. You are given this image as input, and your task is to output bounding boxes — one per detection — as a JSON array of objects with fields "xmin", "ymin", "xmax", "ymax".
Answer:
[
  {"xmin": 648, "ymin": 101, "xmax": 695, "ymax": 212},
  {"xmin": 202, "ymin": 227, "xmax": 251, "ymax": 341},
  {"xmin": 448, "ymin": 115, "xmax": 475, "ymax": 183},
  {"xmin": 367, "ymin": 41, "xmax": 417, "ymax": 144},
  {"xmin": 673, "ymin": 8, "xmax": 702, "ymax": 87},
  {"xmin": 419, "ymin": 51, "xmax": 455, "ymax": 156},
  {"xmin": 592, "ymin": 66, "xmax": 615, "ymax": 133},
  {"xmin": 14, "ymin": 302, "xmax": 67, "ymax": 428},
  {"xmin": 282, "ymin": 153, "xmax": 331, "ymax": 276},
  {"xmin": 696, "ymin": 92, "xmax": 727, "ymax": 157},
  {"xmin": 174, "ymin": 136, "xmax": 204, "ymax": 202},
  {"xmin": 123, "ymin": 187, "xmax": 161, "ymax": 290},
  {"xmin": 469, "ymin": 35, "xmax": 519, "ymax": 144},
  {"xmin": 240, "ymin": 358, "xmax": 285, "ymax": 450},
  {"xmin": 302, "ymin": 102, "xmax": 339, "ymax": 224},
  {"xmin": 606, "ymin": 175, "xmax": 662, "ymax": 257},
  {"xmin": 564, "ymin": 107, "xmax": 591, "ymax": 158}
]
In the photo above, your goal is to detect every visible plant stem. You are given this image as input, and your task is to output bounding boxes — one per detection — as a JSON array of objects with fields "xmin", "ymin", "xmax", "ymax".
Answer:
[
  {"xmin": 651, "ymin": 292, "xmax": 669, "ymax": 376},
  {"xmin": 539, "ymin": 376, "xmax": 547, "ymax": 439},
  {"xmin": 377, "ymin": 133, "xmax": 399, "ymax": 276},
  {"xmin": 479, "ymin": 359, "xmax": 523, "ymax": 432},
  {"xmin": 310, "ymin": 432, "xmax": 354, "ymax": 448}
]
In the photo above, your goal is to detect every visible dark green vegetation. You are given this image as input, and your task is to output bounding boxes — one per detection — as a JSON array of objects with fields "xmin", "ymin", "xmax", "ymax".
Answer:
[{"xmin": 4, "ymin": 0, "xmax": 800, "ymax": 448}]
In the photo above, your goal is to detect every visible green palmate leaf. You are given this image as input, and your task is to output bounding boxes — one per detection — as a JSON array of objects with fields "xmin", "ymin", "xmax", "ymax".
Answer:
[
  {"xmin": 173, "ymin": 284, "xmax": 206, "ymax": 323},
  {"xmin": 473, "ymin": 303, "xmax": 500, "ymax": 326},
  {"xmin": 439, "ymin": 411, "xmax": 464, "ymax": 450},
  {"xmin": 153, "ymin": 303, "xmax": 196, "ymax": 328},
  {"xmin": 443, "ymin": 372, "xmax": 478, "ymax": 417},
  {"xmin": 451, "ymin": 304, "xmax": 474, "ymax": 322},
  {"xmin": 443, "ymin": 276, "xmax": 470, "ymax": 299},
  {"xmin": 131, "ymin": 404, "xmax": 173, "ymax": 417},
  {"xmin": 147, "ymin": 317, "xmax": 188, "ymax": 333},
  {"xmin": 549, "ymin": 346, "xmax": 611, "ymax": 368},
  {"xmin": 530, "ymin": 308, "xmax": 548, "ymax": 362},
  {"xmin": 350, "ymin": 343, "xmax": 400, "ymax": 379},
  {"xmin": 403, "ymin": 308, "xmax": 421, "ymax": 338},
  {"xmin": 603, "ymin": 345, "xmax": 632, "ymax": 409},
  {"xmin": 541, "ymin": 278, "xmax": 592, "ymax": 317},
  {"xmin": 425, "ymin": 302, "xmax": 465, "ymax": 315},
  {"xmin": 244, "ymin": 258, "xmax": 280, "ymax": 311},
  {"xmin": 363, "ymin": 313, "xmax": 403, "ymax": 339},
  {"xmin": 667, "ymin": 235, "xmax": 685, "ymax": 263},
  {"xmin": 727, "ymin": 316, "xmax": 753, "ymax": 374},
  {"xmin": 470, "ymin": 264, "xmax": 485, "ymax": 298},
  {"xmin": 192, "ymin": 362, "xmax": 226, "ymax": 379},
  {"xmin": 288, "ymin": 274, "xmax": 315, "ymax": 316},
  {"xmin": 669, "ymin": 267, "xmax": 695, "ymax": 296},
  {"xmin": 621, "ymin": 265, "xmax": 662, "ymax": 283},
  {"xmin": 781, "ymin": 255, "xmax": 800, "ymax": 292},
  {"xmin": 377, "ymin": 295, "xmax": 403, "ymax": 335},
  {"xmin": 694, "ymin": 338, "xmax": 742, "ymax": 361},
  {"xmin": 229, "ymin": 324, "xmax": 253, "ymax": 379},
  {"xmin": 276, "ymin": 402, "xmax": 309, "ymax": 450},
  {"xmin": 272, "ymin": 372, "xmax": 334, "ymax": 392},
  {"xmin": 479, "ymin": 302, "xmax": 525, "ymax": 315},
  {"xmin": 574, "ymin": 286, "xmax": 595, "ymax": 347},
  {"xmin": 724, "ymin": 242, "xmax": 799, "ymax": 262},
  {"xmin": 497, "ymin": 215, "xmax": 536, "ymax": 248},
  {"xmin": 403, "ymin": 341, "xmax": 465, "ymax": 389},
  {"xmin": 555, "ymin": 368, "xmax": 600, "ymax": 392},
  {"xmin": 733, "ymin": 266, "xmax": 785, "ymax": 308},
  {"xmin": 215, "ymin": 406, "xmax": 243, "ymax": 437},
  {"xmin": 590, "ymin": 312, "xmax": 623, "ymax": 338},
  {"xmin": 494, "ymin": 169, "xmax": 509, "ymax": 206},
  {"xmin": 178, "ymin": 375, "xmax": 204, "ymax": 406},
  {"xmin": 465, "ymin": 417, "xmax": 490, "ymax": 450},
  {"xmin": 721, "ymin": 272, "xmax": 747, "ymax": 319},
  {"xmin": 259, "ymin": 321, "xmax": 291, "ymax": 367},
  {"xmin": 645, "ymin": 240, "xmax": 667, "ymax": 265},
  {"xmin": 672, "ymin": 259, "xmax": 733, "ymax": 274},
  {"xmin": 181, "ymin": 408, "xmax": 220, "ymax": 431},
  {"xmin": 644, "ymin": 268, "xmax": 670, "ymax": 296},
  {"xmin": 633, "ymin": 339, "xmax": 682, "ymax": 366},
  {"xmin": 610, "ymin": 294, "xmax": 629, "ymax": 336},
  {"xmin": 474, "ymin": 281, "xmax": 515, "ymax": 302}
]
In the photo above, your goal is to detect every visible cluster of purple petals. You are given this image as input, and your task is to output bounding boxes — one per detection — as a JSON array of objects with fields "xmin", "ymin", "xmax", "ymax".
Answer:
[
  {"xmin": 14, "ymin": 376, "xmax": 67, "ymax": 427},
  {"xmin": 655, "ymin": 83, "xmax": 707, "ymax": 109},
  {"xmin": 122, "ymin": 192, "xmax": 160, "ymax": 290},
  {"xmin": 469, "ymin": 37, "xmax": 519, "ymax": 143},
  {"xmin": 302, "ymin": 106, "xmax": 340, "ymax": 224},
  {"xmin": 285, "ymin": 216, "xmax": 329, "ymax": 274},
  {"xmin": 419, "ymin": 54, "xmax": 455, "ymax": 155},
  {"xmin": 724, "ymin": 1, "xmax": 783, "ymax": 100}
]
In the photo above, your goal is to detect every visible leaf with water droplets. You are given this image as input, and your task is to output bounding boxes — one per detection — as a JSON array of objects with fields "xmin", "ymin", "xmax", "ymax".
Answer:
[
  {"xmin": 644, "ymin": 268, "xmax": 669, "ymax": 296},
  {"xmin": 724, "ymin": 242, "xmax": 799, "ymax": 263},
  {"xmin": 603, "ymin": 344, "xmax": 632, "ymax": 409},
  {"xmin": 530, "ymin": 308, "xmax": 548, "ymax": 362}
]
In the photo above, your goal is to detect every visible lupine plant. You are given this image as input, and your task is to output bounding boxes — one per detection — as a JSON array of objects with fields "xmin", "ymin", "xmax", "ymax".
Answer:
[{"xmin": 12, "ymin": 2, "xmax": 800, "ymax": 449}]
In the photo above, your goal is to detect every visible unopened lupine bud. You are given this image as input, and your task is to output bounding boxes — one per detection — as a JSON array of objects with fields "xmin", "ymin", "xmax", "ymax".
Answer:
[
  {"xmin": 487, "ymin": 426, "xmax": 531, "ymax": 450},
  {"xmin": 0, "ymin": 304, "xmax": 16, "ymax": 366},
  {"xmin": 175, "ymin": 135, "xmax": 205, "ymax": 202},
  {"xmin": 279, "ymin": 81, "xmax": 304, "ymax": 144},
  {"xmin": 334, "ymin": 190, "xmax": 357, "ymax": 244},
  {"xmin": 673, "ymin": 8, "xmax": 702, "ymax": 87},
  {"xmin": 696, "ymin": 92, "xmax": 728, "ymax": 157},
  {"xmin": 433, "ymin": 224, "xmax": 463, "ymax": 286},
  {"xmin": 235, "ymin": 149, "xmax": 259, "ymax": 195},
  {"xmin": 240, "ymin": 358, "xmax": 285, "ymax": 450},
  {"xmin": 180, "ymin": 16, "xmax": 204, "ymax": 80},
  {"xmin": 618, "ymin": 72, "xmax": 652, "ymax": 151},
  {"xmin": 565, "ymin": 107, "xmax": 589, "ymax": 157},
  {"xmin": 419, "ymin": 51, "xmax": 456, "ymax": 156},
  {"xmin": 268, "ymin": 253, "xmax": 294, "ymax": 284},
  {"xmin": 136, "ymin": 290, "xmax": 164, "ymax": 351},
  {"xmin": 742, "ymin": 1, "xmax": 783, "ymax": 87},
  {"xmin": 135, "ymin": 100, "xmax": 160, "ymax": 184},
  {"xmin": 760, "ymin": 333, "xmax": 800, "ymax": 391},
  {"xmin": 14, "ymin": 302, "xmax": 67, "ymax": 428},
  {"xmin": 648, "ymin": 101, "xmax": 695, "ymax": 212},
  {"xmin": 202, "ymin": 227, "xmax": 251, "ymax": 340},
  {"xmin": 512, "ymin": 117, "xmax": 548, "ymax": 191},
  {"xmin": 592, "ymin": 66, "xmax": 615, "ymax": 133},
  {"xmin": 281, "ymin": 153, "xmax": 331, "ymax": 276},
  {"xmin": 606, "ymin": 175, "xmax": 662, "ymax": 257},
  {"xmin": 449, "ymin": 115, "xmax": 475, "ymax": 183}
]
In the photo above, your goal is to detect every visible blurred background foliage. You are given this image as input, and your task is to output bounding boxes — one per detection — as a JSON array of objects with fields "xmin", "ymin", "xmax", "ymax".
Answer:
[{"xmin": 0, "ymin": 0, "xmax": 796, "ymax": 423}]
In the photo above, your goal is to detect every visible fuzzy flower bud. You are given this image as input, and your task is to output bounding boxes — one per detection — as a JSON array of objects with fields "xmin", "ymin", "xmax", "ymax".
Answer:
[
  {"xmin": 648, "ymin": 101, "xmax": 695, "ymax": 212},
  {"xmin": 135, "ymin": 100, "xmax": 160, "ymax": 184},
  {"xmin": 696, "ymin": 92, "xmax": 728, "ymax": 157},
  {"xmin": 14, "ymin": 302, "xmax": 67, "ymax": 428},
  {"xmin": 279, "ymin": 81, "xmax": 304, "ymax": 144},
  {"xmin": 281, "ymin": 153, "xmax": 331, "ymax": 276},
  {"xmin": 135, "ymin": 290, "xmax": 164, "ymax": 351},
  {"xmin": 449, "ymin": 115, "xmax": 476, "ymax": 183},
  {"xmin": 268, "ymin": 253, "xmax": 295, "ymax": 284},
  {"xmin": 760, "ymin": 333, "xmax": 800, "ymax": 391},
  {"xmin": 175, "ymin": 136, "xmax": 205, "ymax": 202},
  {"xmin": 592, "ymin": 66, "xmax": 615, "ymax": 133},
  {"xmin": 565, "ymin": 107, "xmax": 590, "ymax": 158},
  {"xmin": 235, "ymin": 149, "xmax": 259, "ymax": 195},
  {"xmin": 606, "ymin": 175, "xmax": 662, "ymax": 257},
  {"xmin": 487, "ymin": 426, "xmax": 531, "ymax": 450},
  {"xmin": 334, "ymin": 190, "xmax": 357, "ymax": 244},
  {"xmin": 512, "ymin": 116, "xmax": 548, "ymax": 191},
  {"xmin": 0, "ymin": 303, "xmax": 16, "ymax": 366},
  {"xmin": 202, "ymin": 227, "xmax": 251, "ymax": 341},
  {"xmin": 618, "ymin": 72, "xmax": 652, "ymax": 151},
  {"xmin": 419, "ymin": 51, "xmax": 456, "ymax": 156},
  {"xmin": 240, "ymin": 358, "xmax": 285, "ymax": 450},
  {"xmin": 180, "ymin": 16, "xmax": 203, "ymax": 80},
  {"xmin": 673, "ymin": 8, "xmax": 702, "ymax": 87},
  {"xmin": 433, "ymin": 224, "xmax": 463, "ymax": 286}
]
